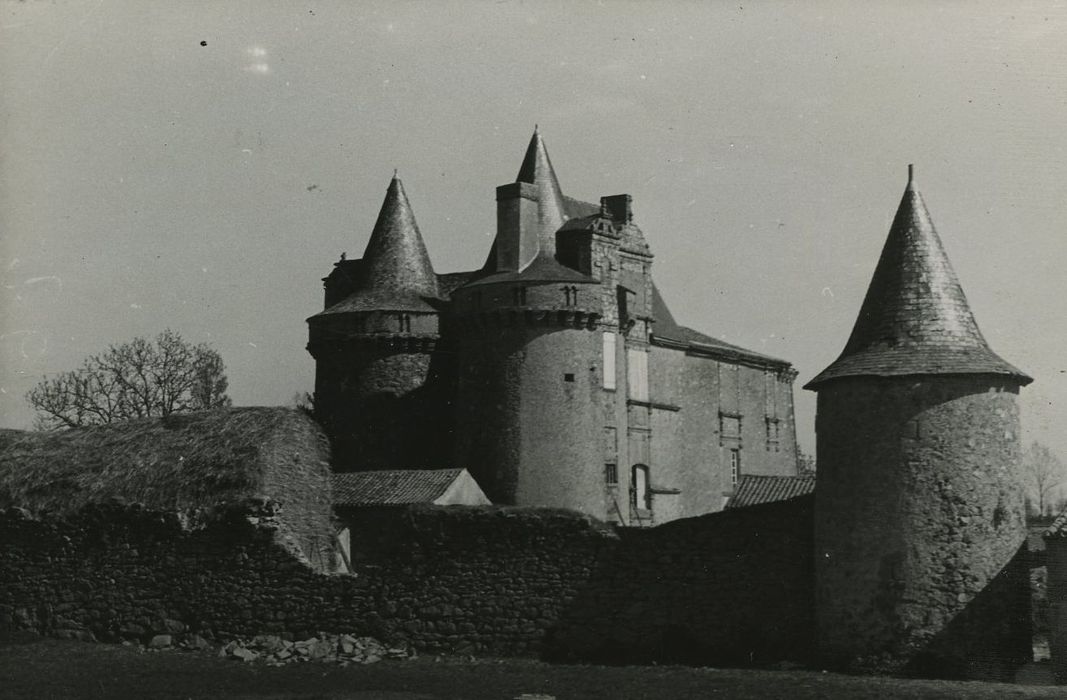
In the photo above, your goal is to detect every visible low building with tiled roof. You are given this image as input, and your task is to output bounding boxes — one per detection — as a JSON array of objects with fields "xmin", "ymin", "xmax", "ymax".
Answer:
[
  {"xmin": 332, "ymin": 469, "xmax": 489, "ymax": 508},
  {"xmin": 725, "ymin": 474, "xmax": 816, "ymax": 510},
  {"xmin": 308, "ymin": 129, "xmax": 801, "ymax": 526}
]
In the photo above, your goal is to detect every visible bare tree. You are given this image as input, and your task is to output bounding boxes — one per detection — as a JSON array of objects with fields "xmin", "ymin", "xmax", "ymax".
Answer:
[
  {"xmin": 1023, "ymin": 442, "xmax": 1067, "ymax": 517},
  {"xmin": 797, "ymin": 450, "xmax": 816, "ymax": 477},
  {"xmin": 27, "ymin": 330, "xmax": 232, "ymax": 429}
]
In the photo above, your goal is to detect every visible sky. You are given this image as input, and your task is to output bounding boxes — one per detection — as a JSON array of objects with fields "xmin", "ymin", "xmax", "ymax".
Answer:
[{"xmin": 2, "ymin": 0, "xmax": 1066, "ymax": 461}]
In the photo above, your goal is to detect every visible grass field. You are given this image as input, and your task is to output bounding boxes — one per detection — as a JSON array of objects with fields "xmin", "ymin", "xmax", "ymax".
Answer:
[{"xmin": 0, "ymin": 638, "xmax": 1063, "ymax": 700}]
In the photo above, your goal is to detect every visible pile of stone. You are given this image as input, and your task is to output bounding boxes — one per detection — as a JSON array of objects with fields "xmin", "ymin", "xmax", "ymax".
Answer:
[{"xmin": 217, "ymin": 633, "xmax": 414, "ymax": 666}]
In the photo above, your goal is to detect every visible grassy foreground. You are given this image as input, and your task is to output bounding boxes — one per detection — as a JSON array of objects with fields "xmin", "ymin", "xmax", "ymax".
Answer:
[{"xmin": 0, "ymin": 638, "xmax": 1062, "ymax": 700}]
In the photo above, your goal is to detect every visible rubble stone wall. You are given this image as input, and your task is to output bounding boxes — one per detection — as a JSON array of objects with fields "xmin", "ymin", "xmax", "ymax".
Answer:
[{"xmin": 0, "ymin": 498, "xmax": 812, "ymax": 665}]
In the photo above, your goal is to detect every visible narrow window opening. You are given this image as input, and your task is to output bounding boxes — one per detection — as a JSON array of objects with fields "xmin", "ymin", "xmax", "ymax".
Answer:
[
  {"xmin": 564, "ymin": 373, "xmax": 575, "ymax": 383},
  {"xmin": 631, "ymin": 464, "xmax": 651, "ymax": 511},
  {"xmin": 604, "ymin": 463, "xmax": 618, "ymax": 485},
  {"xmin": 602, "ymin": 333, "xmax": 617, "ymax": 390},
  {"xmin": 729, "ymin": 449, "xmax": 741, "ymax": 487}
]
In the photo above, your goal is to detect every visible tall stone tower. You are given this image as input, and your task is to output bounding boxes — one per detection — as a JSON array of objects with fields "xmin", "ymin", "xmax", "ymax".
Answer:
[
  {"xmin": 450, "ymin": 130, "xmax": 606, "ymax": 513},
  {"xmin": 307, "ymin": 175, "xmax": 451, "ymax": 471},
  {"xmin": 805, "ymin": 166, "xmax": 1033, "ymax": 677}
]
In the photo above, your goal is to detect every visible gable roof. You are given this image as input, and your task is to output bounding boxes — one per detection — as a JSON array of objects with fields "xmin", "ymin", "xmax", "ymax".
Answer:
[
  {"xmin": 806, "ymin": 168, "xmax": 1030, "ymax": 389},
  {"xmin": 332, "ymin": 468, "xmax": 473, "ymax": 507},
  {"xmin": 726, "ymin": 474, "xmax": 816, "ymax": 510}
]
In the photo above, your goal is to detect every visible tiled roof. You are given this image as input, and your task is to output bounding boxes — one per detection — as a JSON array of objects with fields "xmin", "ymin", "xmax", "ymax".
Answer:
[
  {"xmin": 311, "ymin": 175, "xmax": 441, "ymax": 319},
  {"xmin": 650, "ymin": 284, "xmax": 791, "ymax": 368},
  {"xmin": 332, "ymin": 468, "xmax": 464, "ymax": 507},
  {"xmin": 806, "ymin": 169, "xmax": 1030, "ymax": 389},
  {"xmin": 726, "ymin": 474, "xmax": 816, "ymax": 510}
]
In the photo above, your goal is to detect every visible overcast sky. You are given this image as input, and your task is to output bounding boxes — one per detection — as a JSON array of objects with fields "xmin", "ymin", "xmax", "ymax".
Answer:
[{"xmin": 2, "ymin": 1, "xmax": 1066, "ymax": 460}]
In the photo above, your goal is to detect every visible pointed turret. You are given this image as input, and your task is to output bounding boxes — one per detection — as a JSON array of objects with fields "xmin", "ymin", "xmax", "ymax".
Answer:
[
  {"xmin": 490, "ymin": 128, "xmax": 571, "ymax": 272},
  {"xmin": 806, "ymin": 166, "xmax": 1030, "ymax": 388},
  {"xmin": 360, "ymin": 173, "xmax": 440, "ymax": 301},
  {"xmin": 311, "ymin": 174, "xmax": 440, "ymax": 316},
  {"xmin": 516, "ymin": 127, "xmax": 568, "ymax": 248}
]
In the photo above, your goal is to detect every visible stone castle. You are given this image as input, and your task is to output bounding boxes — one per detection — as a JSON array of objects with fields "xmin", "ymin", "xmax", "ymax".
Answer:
[
  {"xmin": 0, "ymin": 132, "xmax": 1045, "ymax": 680},
  {"xmin": 307, "ymin": 140, "xmax": 1036, "ymax": 674},
  {"xmin": 307, "ymin": 129, "xmax": 800, "ymax": 526}
]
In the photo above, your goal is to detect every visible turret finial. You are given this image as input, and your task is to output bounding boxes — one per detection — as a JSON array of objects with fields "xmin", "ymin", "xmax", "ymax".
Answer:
[{"xmin": 908, "ymin": 164, "xmax": 914, "ymax": 185}]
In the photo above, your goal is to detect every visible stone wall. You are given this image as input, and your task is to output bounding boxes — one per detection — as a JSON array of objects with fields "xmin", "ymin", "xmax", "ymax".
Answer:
[
  {"xmin": 546, "ymin": 494, "xmax": 815, "ymax": 666},
  {"xmin": 0, "ymin": 503, "xmax": 614, "ymax": 655},
  {"xmin": 814, "ymin": 376, "xmax": 1030, "ymax": 679},
  {"xmin": 0, "ymin": 498, "xmax": 816, "ymax": 667},
  {"xmin": 313, "ymin": 343, "xmax": 454, "ymax": 472}
]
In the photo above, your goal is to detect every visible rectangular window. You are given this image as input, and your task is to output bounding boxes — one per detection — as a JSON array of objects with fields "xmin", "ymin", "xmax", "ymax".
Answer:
[
  {"xmin": 729, "ymin": 449, "xmax": 741, "ymax": 486},
  {"xmin": 764, "ymin": 370, "xmax": 778, "ymax": 418},
  {"xmin": 627, "ymin": 348, "xmax": 649, "ymax": 402},
  {"xmin": 720, "ymin": 413, "xmax": 742, "ymax": 440},
  {"xmin": 766, "ymin": 418, "xmax": 781, "ymax": 450},
  {"xmin": 602, "ymin": 333, "xmax": 617, "ymax": 390},
  {"xmin": 604, "ymin": 463, "xmax": 618, "ymax": 485}
]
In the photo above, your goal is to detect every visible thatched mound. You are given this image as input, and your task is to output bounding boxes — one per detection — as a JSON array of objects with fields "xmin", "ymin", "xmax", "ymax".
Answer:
[{"xmin": 0, "ymin": 407, "xmax": 329, "ymax": 517}]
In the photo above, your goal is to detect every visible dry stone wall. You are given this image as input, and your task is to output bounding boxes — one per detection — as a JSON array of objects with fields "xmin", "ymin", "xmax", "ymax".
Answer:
[{"xmin": 0, "ymin": 498, "xmax": 822, "ymax": 668}]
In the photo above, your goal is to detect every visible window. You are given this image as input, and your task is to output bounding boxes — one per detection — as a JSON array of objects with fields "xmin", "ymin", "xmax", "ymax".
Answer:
[
  {"xmin": 562, "ymin": 285, "xmax": 579, "ymax": 306},
  {"xmin": 564, "ymin": 373, "xmax": 575, "ymax": 383},
  {"xmin": 396, "ymin": 313, "xmax": 411, "ymax": 333},
  {"xmin": 604, "ymin": 463, "xmax": 618, "ymax": 485},
  {"xmin": 764, "ymin": 370, "xmax": 778, "ymax": 418},
  {"xmin": 720, "ymin": 413, "xmax": 742, "ymax": 440},
  {"xmin": 631, "ymin": 464, "xmax": 651, "ymax": 511},
  {"xmin": 729, "ymin": 449, "xmax": 741, "ymax": 487},
  {"xmin": 602, "ymin": 333, "xmax": 617, "ymax": 390},
  {"xmin": 766, "ymin": 418, "xmax": 781, "ymax": 451},
  {"xmin": 627, "ymin": 349, "xmax": 649, "ymax": 402},
  {"xmin": 512, "ymin": 286, "xmax": 527, "ymax": 305}
]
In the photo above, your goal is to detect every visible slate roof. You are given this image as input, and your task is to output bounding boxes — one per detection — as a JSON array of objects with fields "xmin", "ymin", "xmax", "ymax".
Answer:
[
  {"xmin": 806, "ymin": 168, "xmax": 1030, "ymax": 389},
  {"xmin": 436, "ymin": 271, "xmax": 480, "ymax": 299},
  {"xmin": 462, "ymin": 254, "xmax": 598, "ymax": 288},
  {"xmin": 650, "ymin": 284, "xmax": 791, "ymax": 368},
  {"xmin": 311, "ymin": 175, "xmax": 441, "ymax": 318},
  {"xmin": 332, "ymin": 468, "xmax": 465, "ymax": 507},
  {"xmin": 515, "ymin": 128, "xmax": 568, "ymax": 263},
  {"xmin": 725, "ymin": 474, "xmax": 816, "ymax": 510}
]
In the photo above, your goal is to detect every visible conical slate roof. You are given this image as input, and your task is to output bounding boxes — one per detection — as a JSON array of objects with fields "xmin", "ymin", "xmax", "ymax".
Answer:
[
  {"xmin": 313, "ymin": 174, "xmax": 440, "ymax": 316},
  {"xmin": 516, "ymin": 127, "xmax": 568, "ymax": 261},
  {"xmin": 806, "ymin": 167, "xmax": 1030, "ymax": 389}
]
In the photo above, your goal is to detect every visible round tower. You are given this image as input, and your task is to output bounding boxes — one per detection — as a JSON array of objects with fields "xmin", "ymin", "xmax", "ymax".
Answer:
[
  {"xmin": 307, "ymin": 174, "xmax": 450, "ymax": 471},
  {"xmin": 451, "ymin": 130, "xmax": 606, "ymax": 515},
  {"xmin": 806, "ymin": 166, "xmax": 1033, "ymax": 678}
]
